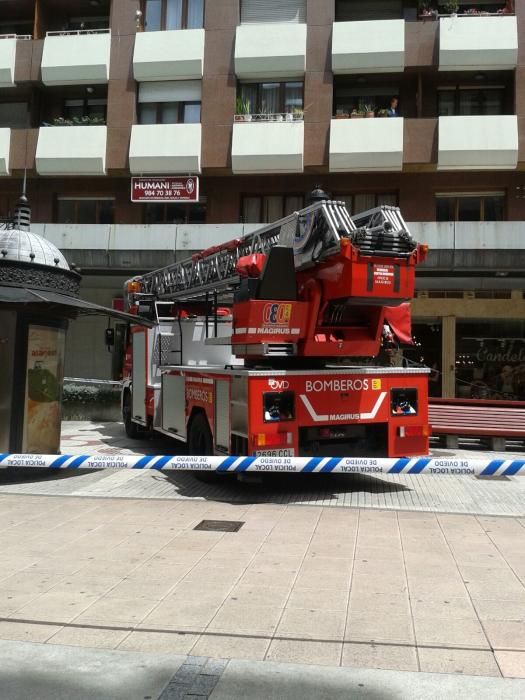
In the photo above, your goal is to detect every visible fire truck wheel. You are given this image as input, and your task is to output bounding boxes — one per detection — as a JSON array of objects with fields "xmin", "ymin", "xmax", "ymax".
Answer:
[
  {"xmin": 188, "ymin": 412, "xmax": 213, "ymax": 456},
  {"xmin": 123, "ymin": 391, "xmax": 141, "ymax": 439}
]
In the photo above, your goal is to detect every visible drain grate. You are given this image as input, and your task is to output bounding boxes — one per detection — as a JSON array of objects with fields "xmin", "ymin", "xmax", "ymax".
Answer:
[{"xmin": 194, "ymin": 519, "xmax": 244, "ymax": 532}]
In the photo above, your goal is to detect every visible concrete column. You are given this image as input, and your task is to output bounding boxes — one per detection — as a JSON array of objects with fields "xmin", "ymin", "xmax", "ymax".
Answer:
[{"xmin": 441, "ymin": 316, "xmax": 456, "ymax": 398}]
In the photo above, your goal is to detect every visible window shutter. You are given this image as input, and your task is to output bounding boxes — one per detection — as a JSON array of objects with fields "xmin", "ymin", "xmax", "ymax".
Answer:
[
  {"xmin": 138, "ymin": 81, "xmax": 202, "ymax": 103},
  {"xmin": 241, "ymin": 0, "xmax": 306, "ymax": 24}
]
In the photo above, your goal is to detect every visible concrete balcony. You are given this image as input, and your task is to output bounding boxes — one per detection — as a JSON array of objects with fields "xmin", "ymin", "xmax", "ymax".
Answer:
[
  {"xmin": 129, "ymin": 124, "xmax": 201, "ymax": 174},
  {"xmin": 133, "ymin": 29, "xmax": 204, "ymax": 82},
  {"xmin": 41, "ymin": 30, "xmax": 111, "ymax": 86},
  {"xmin": 329, "ymin": 117, "xmax": 403, "ymax": 172},
  {"xmin": 0, "ymin": 36, "xmax": 17, "ymax": 87},
  {"xmin": 35, "ymin": 126, "xmax": 107, "ymax": 175},
  {"xmin": 439, "ymin": 16, "xmax": 518, "ymax": 71},
  {"xmin": 234, "ymin": 23, "xmax": 306, "ymax": 79},
  {"xmin": 438, "ymin": 115, "xmax": 518, "ymax": 171},
  {"xmin": 231, "ymin": 121, "xmax": 304, "ymax": 174},
  {"xmin": 0, "ymin": 128, "xmax": 10, "ymax": 175},
  {"xmin": 332, "ymin": 20, "xmax": 405, "ymax": 74}
]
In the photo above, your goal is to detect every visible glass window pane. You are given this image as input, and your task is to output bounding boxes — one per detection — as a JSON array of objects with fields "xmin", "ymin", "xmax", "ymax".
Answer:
[
  {"xmin": 145, "ymin": 203, "xmax": 164, "ymax": 224},
  {"xmin": 436, "ymin": 197, "xmax": 455, "ymax": 221},
  {"xmin": 160, "ymin": 102, "xmax": 179, "ymax": 123},
  {"xmin": 98, "ymin": 200, "xmax": 115, "ymax": 224},
  {"xmin": 183, "ymin": 103, "xmax": 201, "ymax": 123},
  {"xmin": 377, "ymin": 193, "xmax": 397, "ymax": 206},
  {"xmin": 261, "ymin": 84, "xmax": 279, "ymax": 115},
  {"xmin": 284, "ymin": 82, "xmax": 303, "ymax": 113},
  {"xmin": 483, "ymin": 196, "xmax": 504, "ymax": 221},
  {"xmin": 284, "ymin": 195, "xmax": 303, "ymax": 216},
  {"xmin": 481, "ymin": 89, "xmax": 503, "ymax": 115},
  {"xmin": 56, "ymin": 200, "xmax": 76, "ymax": 223},
  {"xmin": 239, "ymin": 84, "xmax": 257, "ymax": 114},
  {"xmin": 188, "ymin": 203, "xmax": 206, "ymax": 223},
  {"xmin": 138, "ymin": 103, "xmax": 157, "ymax": 124},
  {"xmin": 354, "ymin": 194, "xmax": 375, "ymax": 213},
  {"xmin": 457, "ymin": 197, "xmax": 481, "ymax": 221},
  {"xmin": 164, "ymin": 204, "xmax": 187, "ymax": 223},
  {"xmin": 145, "ymin": 0, "xmax": 161, "ymax": 31},
  {"xmin": 438, "ymin": 90, "xmax": 455, "ymax": 116},
  {"xmin": 187, "ymin": 0, "xmax": 204, "ymax": 28},
  {"xmin": 166, "ymin": 0, "xmax": 182, "ymax": 29},
  {"xmin": 458, "ymin": 90, "xmax": 480, "ymax": 116},
  {"xmin": 263, "ymin": 196, "xmax": 282, "ymax": 222},
  {"xmin": 242, "ymin": 197, "xmax": 261, "ymax": 223},
  {"xmin": 76, "ymin": 200, "xmax": 97, "ymax": 223}
]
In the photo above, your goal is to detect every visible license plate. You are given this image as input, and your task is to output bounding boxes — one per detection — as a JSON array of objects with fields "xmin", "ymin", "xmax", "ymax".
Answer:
[{"xmin": 255, "ymin": 449, "xmax": 295, "ymax": 457}]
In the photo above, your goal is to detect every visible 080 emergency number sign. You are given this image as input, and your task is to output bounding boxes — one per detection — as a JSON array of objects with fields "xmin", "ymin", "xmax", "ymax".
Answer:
[{"xmin": 131, "ymin": 176, "xmax": 199, "ymax": 203}]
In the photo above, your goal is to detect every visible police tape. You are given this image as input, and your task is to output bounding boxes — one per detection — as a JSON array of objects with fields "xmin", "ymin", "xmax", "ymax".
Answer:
[{"xmin": 0, "ymin": 454, "xmax": 524, "ymax": 477}]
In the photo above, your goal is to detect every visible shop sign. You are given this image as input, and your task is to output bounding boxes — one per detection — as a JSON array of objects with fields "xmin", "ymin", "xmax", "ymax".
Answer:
[{"xmin": 131, "ymin": 176, "xmax": 199, "ymax": 203}]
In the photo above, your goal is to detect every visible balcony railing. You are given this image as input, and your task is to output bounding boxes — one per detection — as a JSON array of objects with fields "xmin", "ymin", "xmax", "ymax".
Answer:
[
  {"xmin": 45, "ymin": 28, "xmax": 110, "ymax": 36},
  {"xmin": 234, "ymin": 112, "xmax": 304, "ymax": 123},
  {"xmin": 0, "ymin": 34, "xmax": 32, "ymax": 40}
]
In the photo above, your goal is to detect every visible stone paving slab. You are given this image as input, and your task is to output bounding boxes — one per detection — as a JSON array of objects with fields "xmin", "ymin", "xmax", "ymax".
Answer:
[
  {"xmin": 1, "ymin": 493, "xmax": 525, "ymax": 678},
  {"xmin": 0, "ymin": 422, "xmax": 524, "ymax": 517}
]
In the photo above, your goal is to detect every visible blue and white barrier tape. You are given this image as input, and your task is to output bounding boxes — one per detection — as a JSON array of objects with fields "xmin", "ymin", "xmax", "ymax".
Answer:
[{"xmin": 0, "ymin": 454, "xmax": 524, "ymax": 477}]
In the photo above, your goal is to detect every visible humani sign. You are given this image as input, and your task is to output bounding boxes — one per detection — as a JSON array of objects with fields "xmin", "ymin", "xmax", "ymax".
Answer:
[{"xmin": 130, "ymin": 176, "xmax": 199, "ymax": 203}]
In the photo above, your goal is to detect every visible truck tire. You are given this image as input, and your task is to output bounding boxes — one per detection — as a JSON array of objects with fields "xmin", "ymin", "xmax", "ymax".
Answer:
[
  {"xmin": 187, "ymin": 412, "xmax": 213, "ymax": 456},
  {"xmin": 123, "ymin": 391, "xmax": 141, "ymax": 439}
]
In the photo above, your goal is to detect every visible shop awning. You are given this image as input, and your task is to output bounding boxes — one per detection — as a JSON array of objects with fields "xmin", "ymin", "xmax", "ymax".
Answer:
[{"xmin": 0, "ymin": 285, "xmax": 153, "ymax": 327}]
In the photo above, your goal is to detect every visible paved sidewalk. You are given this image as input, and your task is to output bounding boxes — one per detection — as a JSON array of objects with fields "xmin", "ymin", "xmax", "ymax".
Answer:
[
  {"xmin": 1, "ymin": 642, "xmax": 525, "ymax": 700},
  {"xmin": 0, "ymin": 493, "xmax": 524, "ymax": 679},
  {"xmin": 1, "ymin": 421, "xmax": 524, "ymax": 517}
]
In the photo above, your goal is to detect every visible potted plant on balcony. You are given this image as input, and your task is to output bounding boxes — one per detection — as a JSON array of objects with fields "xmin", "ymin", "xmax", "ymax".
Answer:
[
  {"xmin": 377, "ymin": 108, "xmax": 389, "ymax": 118},
  {"xmin": 418, "ymin": 1, "xmax": 438, "ymax": 19},
  {"xmin": 443, "ymin": 1, "xmax": 459, "ymax": 15},
  {"xmin": 293, "ymin": 107, "xmax": 304, "ymax": 120},
  {"xmin": 235, "ymin": 96, "xmax": 252, "ymax": 122},
  {"xmin": 350, "ymin": 108, "xmax": 363, "ymax": 119},
  {"xmin": 335, "ymin": 109, "xmax": 349, "ymax": 119},
  {"xmin": 364, "ymin": 104, "xmax": 375, "ymax": 118}
]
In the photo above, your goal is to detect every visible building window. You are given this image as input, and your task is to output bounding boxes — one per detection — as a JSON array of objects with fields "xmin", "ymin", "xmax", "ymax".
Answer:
[
  {"xmin": 56, "ymin": 198, "xmax": 115, "ymax": 224},
  {"xmin": 337, "ymin": 193, "xmax": 398, "ymax": 216},
  {"xmin": 240, "ymin": 0, "xmax": 305, "ymax": 24},
  {"xmin": 436, "ymin": 193, "xmax": 505, "ymax": 221},
  {"xmin": 144, "ymin": 0, "xmax": 204, "ymax": 31},
  {"xmin": 137, "ymin": 81, "xmax": 201, "ymax": 124},
  {"xmin": 63, "ymin": 98, "xmax": 107, "ymax": 123},
  {"xmin": 333, "ymin": 78, "xmax": 401, "ymax": 118},
  {"xmin": 0, "ymin": 102, "xmax": 30, "ymax": 128},
  {"xmin": 437, "ymin": 87, "xmax": 506, "ymax": 116},
  {"xmin": 144, "ymin": 202, "xmax": 206, "ymax": 224},
  {"xmin": 336, "ymin": 0, "xmax": 403, "ymax": 21},
  {"xmin": 242, "ymin": 195, "xmax": 304, "ymax": 223},
  {"xmin": 237, "ymin": 82, "xmax": 304, "ymax": 116},
  {"xmin": 138, "ymin": 101, "xmax": 200, "ymax": 124}
]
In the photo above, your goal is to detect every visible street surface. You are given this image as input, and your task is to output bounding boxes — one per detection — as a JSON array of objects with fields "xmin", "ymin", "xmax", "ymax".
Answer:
[{"xmin": 0, "ymin": 421, "xmax": 524, "ymax": 697}]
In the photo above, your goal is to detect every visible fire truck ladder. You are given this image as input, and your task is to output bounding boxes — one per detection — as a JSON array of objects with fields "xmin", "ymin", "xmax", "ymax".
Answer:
[{"xmin": 136, "ymin": 200, "xmax": 416, "ymax": 302}]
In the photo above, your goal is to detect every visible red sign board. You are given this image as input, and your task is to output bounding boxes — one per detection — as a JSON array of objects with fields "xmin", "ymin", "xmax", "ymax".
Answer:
[{"xmin": 131, "ymin": 176, "xmax": 199, "ymax": 203}]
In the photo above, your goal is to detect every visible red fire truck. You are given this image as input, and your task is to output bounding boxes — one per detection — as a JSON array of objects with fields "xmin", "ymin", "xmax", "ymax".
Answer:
[{"xmin": 122, "ymin": 190, "xmax": 430, "ymax": 459}]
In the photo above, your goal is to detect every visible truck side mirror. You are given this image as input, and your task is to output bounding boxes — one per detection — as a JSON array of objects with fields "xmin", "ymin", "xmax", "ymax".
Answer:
[{"xmin": 105, "ymin": 328, "xmax": 115, "ymax": 347}]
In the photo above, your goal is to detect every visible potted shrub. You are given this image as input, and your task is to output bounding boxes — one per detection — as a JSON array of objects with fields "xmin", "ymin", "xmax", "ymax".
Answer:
[
  {"xmin": 293, "ymin": 107, "xmax": 304, "ymax": 120},
  {"xmin": 377, "ymin": 108, "xmax": 389, "ymax": 118},
  {"xmin": 364, "ymin": 104, "xmax": 375, "ymax": 118},
  {"xmin": 235, "ymin": 96, "xmax": 252, "ymax": 122},
  {"xmin": 418, "ymin": 1, "xmax": 438, "ymax": 19},
  {"xmin": 335, "ymin": 109, "xmax": 349, "ymax": 119},
  {"xmin": 443, "ymin": 1, "xmax": 459, "ymax": 15},
  {"xmin": 350, "ymin": 108, "xmax": 363, "ymax": 119}
]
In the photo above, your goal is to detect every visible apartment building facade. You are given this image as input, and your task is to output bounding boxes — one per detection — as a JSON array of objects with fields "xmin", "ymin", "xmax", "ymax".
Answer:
[{"xmin": 1, "ymin": 0, "xmax": 524, "ymax": 399}]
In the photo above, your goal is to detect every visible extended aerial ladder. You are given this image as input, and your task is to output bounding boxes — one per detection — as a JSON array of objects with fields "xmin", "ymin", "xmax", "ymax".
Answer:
[{"xmin": 123, "ymin": 191, "xmax": 430, "ymax": 459}]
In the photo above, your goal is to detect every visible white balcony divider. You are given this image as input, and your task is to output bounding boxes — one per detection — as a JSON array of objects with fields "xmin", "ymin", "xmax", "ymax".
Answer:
[
  {"xmin": 231, "ymin": 121, "xmax": 304, "ymax": 173},
  {"xmin": 0, "ymin": 128, "xmax": 10, "ymax": 176},
  {"xmin": 329, "ymin": 118, "xmax": 404, "ymax": 172},
  {"xmin": 41, "ymin": 31, "xmax": 111, "ymax": 85},
  {"xmin": 439, "ymin": 16, "xmax": 518, "ymax": 71},
  {"xmin": 332, "ymin": 20, "xmax": 405, "ymax": 74},
  {"xmin": 36, "ymin": 126, "xmax": 107, "ymax": 175},
  {"xmin": 438, "ymin": 115, "xmax": 518, "ymax": 171},
  {"xmin": 129, "ymin": 124, "xmax": 202, "ymax": 174},
  {"xmin": 234, "ymin": 23, "xmax": 307, "ymax": 79},
  {"xmin": 133, "ymin": 29, "xmax": 205, "ymax": 82},
  {"xmin": 0, "ymin": 36, "xmax": 17, "ymax": 87}
]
